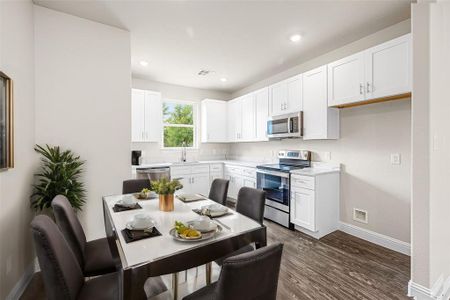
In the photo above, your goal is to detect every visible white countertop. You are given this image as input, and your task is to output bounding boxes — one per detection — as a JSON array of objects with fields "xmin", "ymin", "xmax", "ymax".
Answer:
[
  {"xmin": 132, "ymin": 160, "xmax": 261, "ymax": 169},
  {"xmin": 290, "ymin": 167, "xmax": 340, "ymax": 176}
]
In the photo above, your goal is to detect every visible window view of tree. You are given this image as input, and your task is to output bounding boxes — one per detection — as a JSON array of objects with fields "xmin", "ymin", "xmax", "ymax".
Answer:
[{"xmin": 163, "ymin": 102, "xmax": 195, "ymax": 148}]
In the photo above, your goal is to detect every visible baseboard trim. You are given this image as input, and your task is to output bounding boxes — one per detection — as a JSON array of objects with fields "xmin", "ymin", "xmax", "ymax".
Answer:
[
  {"xmin": 6, "ymin": 259, "xmax": 36, "ymax": 300},
  {"xmin": 339, "ymin": 222, "xmax": 411, "ymax": 256},
  {"xmin": 409, "ymin": 280, "xmax": 435, "ymax": 300}
]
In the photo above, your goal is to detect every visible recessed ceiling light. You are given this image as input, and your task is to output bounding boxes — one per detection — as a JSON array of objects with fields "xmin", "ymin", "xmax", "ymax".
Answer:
[
  {"xmin": 220, "ymin": 78, "xmax": 227, "ymax": 82},
  {"xmin": 139, "ymin": 60, "xmax": 149, "ymax": 67},
  {"xmin": 289, "ymin": 34, "xmax": 302, "ymax": 43}
]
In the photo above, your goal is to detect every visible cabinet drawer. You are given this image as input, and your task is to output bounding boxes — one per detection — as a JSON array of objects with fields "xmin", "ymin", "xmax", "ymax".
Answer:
[
  {"xmin": 191, "ymin": 165, "xmax": 210, "ymax": 174},
  {"xmin": 291, "ymin": 175, "xmax": 315, "ymax": 190},
  {"xmin": 170, "ymin": 166, "xmax": 191, "ymax": 177},
  {"xmin": 225, "ymin": 165, "xmax": 243, "ymax": 175},
  {"xmin": 241, "ymin": 167, "xmax": 256, "ymax": 178},
  {"xmin": 209, "ymin": 163, "xmax": 223, "ymax": 173}
]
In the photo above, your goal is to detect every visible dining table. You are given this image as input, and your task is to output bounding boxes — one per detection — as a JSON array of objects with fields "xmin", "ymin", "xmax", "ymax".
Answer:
[{"xmin": 102, "ymin": 194, "xmax": 267, "ymax": 300}]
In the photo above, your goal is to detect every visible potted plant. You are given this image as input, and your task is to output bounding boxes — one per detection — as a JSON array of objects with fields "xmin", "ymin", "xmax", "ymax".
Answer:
[
  {"xmin": 150, "ymin": 177, "xmax": 183, "ymax": 211},
  {"xmin": 30, "ymin": 144, "xmax": 86, "ymax": 212}
]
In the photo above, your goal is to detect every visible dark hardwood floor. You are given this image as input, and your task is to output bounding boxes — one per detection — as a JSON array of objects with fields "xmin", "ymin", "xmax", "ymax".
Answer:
[{"xmin": 21, "ymin": 220, "xmax": 410, "ymax": 300}]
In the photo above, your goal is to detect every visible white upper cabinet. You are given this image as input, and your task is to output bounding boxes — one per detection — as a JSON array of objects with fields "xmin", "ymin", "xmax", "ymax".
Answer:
[
  {"xmin": 302, "ymin": 66, "xmax": 339, "ymax": 140},
  {"xmin": 131, "ymin": 89, "xmax": 161, "ymax": 142},
  {"xmin": 254, "ymin": 87, "xmax": 269, "ymax": 141},
  {"xmin": 240, "ymin": 94, "xmax": 256, "ymax": 141},
  {"xmin": 201, "ymin": 99, "xmax": 228, "ymax": 143},
  {"xmin": 365, "ymin": 34, "xmax": 411, "ymax": 100},
  {"xmin": 327, "ymin": 52, "xmax": 365, "ymax": 107},
  {"xmin": 269, "ymin": 74, "xmax": 302, "ymax": 116},
  {"xmin": 227, "ymin": 98, "xmax": 242, "ymax": 142},
  {"xmin": 328, "ymin": 34, "xmax": 411, "ymax": 107}
]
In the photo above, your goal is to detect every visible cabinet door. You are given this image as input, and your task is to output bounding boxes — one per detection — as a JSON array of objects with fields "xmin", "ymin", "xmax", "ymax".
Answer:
[
  {"xmin": 224, "ymin": 174, "xmax": 236, "ymax": 198},
  {"xmin": 175, "ymin": 176, "xmax": 191, "ymax": 195},
  {"xmin": 227, "ymin": 99, "xmax": 242, "ymax": 142},
  {"xmin": 291, "ymin": 188, "xmax": 315, "ymax": 231},
  {"xmin": 269, "ymin": 81, "xmax": 286, "ymax": 116},
  {"xmin": 131, "ymin": 89, "xmax": 145, "ymax": 142},
  {"xmin": 201, "ymin": 100, "xmax": 227, "ymax": 143},
  {"xmin": 365, "ymin": 34, "xmax": 411, "ymax": 100},
  {"xmin": 241, "ymin": 94, "xmax": 256, "ymax": 141},
  {"xmin": 286, "ymin": 74, "xmax": 303, "ymax": 113},
  {"xmin": 144, "ymin": 91, "xmax": 162, "ymax": 142},
  {"xmin": 255, "ymin": 88, "xmax": 269, "ymax": 141},
  {"xmin": 327, "ymin": 52, "xmax": 365, "ymax": 106},
  {"xmin": 191, "ymin": 174, "xmax": 210, "ymax": 196},
  {"xmin": 234, "ymin": 176, "xmax": 244, "ymax": 197},
  {"xmin": 243, "ymin": 177, "xmax": 256, "ymax": 188},
  {"xmin": 303, "ymin": 66, "xmax": 339, "ymax": 140}
]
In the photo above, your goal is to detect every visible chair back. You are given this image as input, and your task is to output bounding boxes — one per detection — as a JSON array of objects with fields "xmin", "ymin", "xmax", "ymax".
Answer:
[
  {"xmin": 122, "ymin": 179, "xmax": 151, "ymax": 194},
  {"xmin": 51, "ymin": 195, "xmax": 87, "ymax": 267},
  {"xmin": 236, "ymin": 187, "xmax": 266, "ymax": 224},
  {"xmin": 31, "ymin": 215, "xmax": 84, "ymax": 300},
  {"xmin": 208, "ymin": 179, "xmax": 229, "ymax": 205},
  {"xmin": 215, "ymin": 243, "xmax": 283, "ymax": 300}
]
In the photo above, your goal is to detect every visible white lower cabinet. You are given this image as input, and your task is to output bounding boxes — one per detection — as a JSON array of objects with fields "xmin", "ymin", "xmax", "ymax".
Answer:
[
  {"xmin": 170, "ymin": 165, "xmax": 210, "ymax": 195},
  {"xmin": 224, "ymin": 165, "xmax": 256, "ymax": 200},
  {"xmin": 290, "ymin": 172, "xmax": 340, "ymax": 239}
]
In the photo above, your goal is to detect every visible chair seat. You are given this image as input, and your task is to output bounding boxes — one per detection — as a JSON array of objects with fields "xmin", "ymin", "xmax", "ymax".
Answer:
[
  {"xmin": 214, "ymin": 244, "xmax": 254, "ymax": 266},
  {"xmin": 182, "ymin": 282, "xmax": 217, "ymax": 300},
  {"xmin": 84, "ymin": 238, "xmax": 116, "ymax": 276},
  {"xmin": 78, "ymin": 272, "xmax": 119, "ymax": 300}
]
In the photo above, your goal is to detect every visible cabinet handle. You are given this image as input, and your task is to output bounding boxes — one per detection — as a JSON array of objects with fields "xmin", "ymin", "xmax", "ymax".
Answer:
[
  {"xmin": 359, "ymin": 83, "xmax": 363, "ymax": 95},
  {"xmin": 366, "ymin": 82, "xmax": 371, "ymax": 93}
]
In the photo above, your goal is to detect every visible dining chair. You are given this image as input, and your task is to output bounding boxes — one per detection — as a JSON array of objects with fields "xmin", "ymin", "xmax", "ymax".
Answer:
[
  {"xmin": 208, "ymin": 179, "xmax": 229, "ymax": 205},
  {"xmin": 122, "ymin": 178, "xmax": 151, "ymax": 194},
  {"xmin": 31, "ymin": 215, "xmax": 120, "ymax": 300},
  {"xmin": 184, "ymin": 243, "xmax": 283, "ymax": 300},
  {"xmin": 51, "ymin": 195, "xmax": 116, "ymax": 277},
  {"xmin": 214, "ymin": 186, "xmax": 266, "ymax": 266}
]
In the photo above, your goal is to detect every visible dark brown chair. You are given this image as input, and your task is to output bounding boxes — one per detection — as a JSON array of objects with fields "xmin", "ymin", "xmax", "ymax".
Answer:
[
  {"xmin": 51, "ymin": 195, "xmax": 116, "ymax": 277},
  {"xmin": 31, "ymin": 215, "xmax": 120, "ymax": 300},
  {"xmin": 122, "ymin": 178, "xmax": 151, "ymax": 194},
  {"xmin": 215, "ymin": 187, "xmax": 266, "ymax": 265},
  {"xmin": 184, "ymin": 243, "xmax": 283, "ymax": 300},
  {"xmin": 208, "ymin": 179, "xmax": 229, "ymax": 205}
]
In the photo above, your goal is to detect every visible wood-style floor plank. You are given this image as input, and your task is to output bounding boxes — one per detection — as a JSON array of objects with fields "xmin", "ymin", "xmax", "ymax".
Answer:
[{"xmin": 20, "ymin": 220, "xmax": 411, "ymax": 300}]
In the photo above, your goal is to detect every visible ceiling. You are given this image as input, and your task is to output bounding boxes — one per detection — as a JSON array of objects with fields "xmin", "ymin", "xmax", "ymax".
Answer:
[{"xmin": 34, "ymin": 0, "xmax": 411, "ymax": 93}]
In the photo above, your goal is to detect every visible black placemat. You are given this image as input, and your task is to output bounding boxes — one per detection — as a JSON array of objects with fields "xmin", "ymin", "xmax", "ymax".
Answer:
[
  {"xmin": 177, "ymin": 196, "xmax": 207, "ymax": 203},
  {"xmin": 113, "ymin": 203, "xmax": 142, "ymax": 212},
  {"xmin": 121, "ymin": 227, "xmax": 162, "ymax": 243},
  {"xmin": 192, "ymin": 209, "xmax": 233, "ymax": 219}
]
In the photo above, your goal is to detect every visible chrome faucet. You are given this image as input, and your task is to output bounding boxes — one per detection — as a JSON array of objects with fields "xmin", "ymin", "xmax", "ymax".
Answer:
[{"xmin": 181, "ymin": 142, "xmax": 187, "ymax": 162}]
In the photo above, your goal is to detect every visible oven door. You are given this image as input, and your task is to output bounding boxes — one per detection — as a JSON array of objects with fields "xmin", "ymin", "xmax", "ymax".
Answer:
[{"xmin": 256, "ymin": 169, "xmax": 290, "ymax": 212}]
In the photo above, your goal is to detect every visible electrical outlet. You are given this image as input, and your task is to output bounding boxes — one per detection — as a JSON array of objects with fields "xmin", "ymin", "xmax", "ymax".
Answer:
[
  {"xmin": 323, "ymin": 152, "xmax": 331, "ymax": 161},
  {"xmin": 353, "ymin": 208, "xmax": 368, "ymax": 224},
  {"xmin": 390, "ymin": 153, "xmax": 401, "ymax": 165}
]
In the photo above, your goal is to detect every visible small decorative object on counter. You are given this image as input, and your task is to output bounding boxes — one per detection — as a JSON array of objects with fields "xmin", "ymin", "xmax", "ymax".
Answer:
[{"xmin": 150, "ymin": 178, "xmax": 183, "ymax": 212}]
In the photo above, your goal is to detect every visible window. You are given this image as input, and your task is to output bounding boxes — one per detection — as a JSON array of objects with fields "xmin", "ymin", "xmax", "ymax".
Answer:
[{"xmin": 162, "ymin": 100, "xmax": 196, "ymax": 148}]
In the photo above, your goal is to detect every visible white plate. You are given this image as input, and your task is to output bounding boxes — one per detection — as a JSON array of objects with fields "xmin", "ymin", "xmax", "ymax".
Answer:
[
  {"xmin": 187, "ymin": 220, "xmax": 218, "ymax": 233},
  {"xmin": 169, "ymin": 225, "xmax": 222, "ymax": 243},
  {"xmin": 126, "ymin": 220, "xmax": 156, "ymax": 231},
  {"xmin": 116, "ymin": 199, "xmax": 137, "ymax": 207},
  {"xmin": 202, "ymin": 204, "xmax": 227, "ymax": 213}
]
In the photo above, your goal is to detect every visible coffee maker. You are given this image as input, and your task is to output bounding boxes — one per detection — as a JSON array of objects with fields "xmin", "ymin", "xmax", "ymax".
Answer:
[{"xmin": 131, "ymin": 150, "xmax": 142, "ymax": 166}]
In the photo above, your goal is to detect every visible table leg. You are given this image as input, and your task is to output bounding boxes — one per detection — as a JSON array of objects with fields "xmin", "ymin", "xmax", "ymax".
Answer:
[
  {"xmin": 172, "ymin": 273, "xmax": 178, "ymax": 300},
  {"xmin": 205, "ymin": 262, "xmax": 212, "ymax": 285}
]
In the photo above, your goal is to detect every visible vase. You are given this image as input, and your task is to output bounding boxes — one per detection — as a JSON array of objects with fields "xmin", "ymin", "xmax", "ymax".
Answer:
[{"xmin": 159, "ymin": 194, "xmax": 174, "ymax": 212}]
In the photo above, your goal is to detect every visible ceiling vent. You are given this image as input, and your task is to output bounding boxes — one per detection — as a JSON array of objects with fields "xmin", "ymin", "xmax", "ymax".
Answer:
[{"xmin": 198, "ymin": 69, "xmax": 214, "ymax": 76}]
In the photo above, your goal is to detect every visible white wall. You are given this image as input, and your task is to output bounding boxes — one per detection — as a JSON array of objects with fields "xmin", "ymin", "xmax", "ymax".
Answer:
[
  {"xmin": 0, "ymin": 1, "xmax": 37, "ymax": 298},
  {"xmin": 131, "ymin": 78, "xmax": 231, "ymax": 164},
  {"xmin": 34, "ymin": 6, "xmax": 131, "ymax": 240},
  {"xmin": 230, "ymin": 20, "xmax": 412, "ymax": 244}
]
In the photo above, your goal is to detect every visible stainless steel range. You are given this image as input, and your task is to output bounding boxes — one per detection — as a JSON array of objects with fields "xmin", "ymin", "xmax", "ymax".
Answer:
[{"xmin": 257, "ymin": 150, "xmax": 311, "ymax": 229}]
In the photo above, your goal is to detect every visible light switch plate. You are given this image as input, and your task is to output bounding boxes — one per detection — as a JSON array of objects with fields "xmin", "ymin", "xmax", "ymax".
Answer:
[
  {"xmin": 391, "ymin": 153, "xmax": 401, "ymax": 165},
  {"xmin": 323, "ymin": 152, "xmax": 331, "ymax": 161}
]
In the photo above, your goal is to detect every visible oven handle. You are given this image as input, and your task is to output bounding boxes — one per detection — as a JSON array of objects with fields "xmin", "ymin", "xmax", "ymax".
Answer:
[{"xmin": 256, "ymin": 169, "xmax": 290, "ymax": 178}]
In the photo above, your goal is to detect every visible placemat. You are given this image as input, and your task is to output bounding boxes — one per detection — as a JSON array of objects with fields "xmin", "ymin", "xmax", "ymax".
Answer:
[
  {"xmin": 121, "ymin": 227, "xmax": 162, "ymax": 243},
  {"xmin": 113, "ymin": 203, "xmax": 142, "ymax": 213}
]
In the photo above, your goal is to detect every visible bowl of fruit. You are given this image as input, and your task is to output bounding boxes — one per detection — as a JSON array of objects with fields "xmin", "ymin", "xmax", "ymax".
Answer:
[{"xmin": 134, "ymin": 188, "xmax": 154, "ymax": 200}]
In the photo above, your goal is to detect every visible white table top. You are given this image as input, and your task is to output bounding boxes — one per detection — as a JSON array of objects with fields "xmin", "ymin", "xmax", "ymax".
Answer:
[{"xmin": 103, "ymin": 195, "xmax": 262, "ymax": 268}]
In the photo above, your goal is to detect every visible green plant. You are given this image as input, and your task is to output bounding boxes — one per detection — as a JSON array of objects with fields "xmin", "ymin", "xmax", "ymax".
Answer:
[
  {"xmin": 150, "ymin": 178, "xmax": 183, "ymax": 195},
  {"xmin": 31, "ymin": 144, "xmax": 86, "ymax": 211}
]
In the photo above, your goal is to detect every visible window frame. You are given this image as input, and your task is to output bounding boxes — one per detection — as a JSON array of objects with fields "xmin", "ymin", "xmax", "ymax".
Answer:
[{"xmin": 161, "ymin": 99, "xmax": 198, "ymax": 150}]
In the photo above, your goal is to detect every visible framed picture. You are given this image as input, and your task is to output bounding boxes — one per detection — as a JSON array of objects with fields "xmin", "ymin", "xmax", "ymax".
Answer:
[{"xmin": 0, "ymin": 71, "xmax": 14, "ymax": 170}]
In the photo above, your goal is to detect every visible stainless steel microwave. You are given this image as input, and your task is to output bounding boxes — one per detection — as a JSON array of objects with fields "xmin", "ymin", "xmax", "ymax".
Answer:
[{"xmin": 267, "ymin": 112, "xmax": 303, "ymax": 139}]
